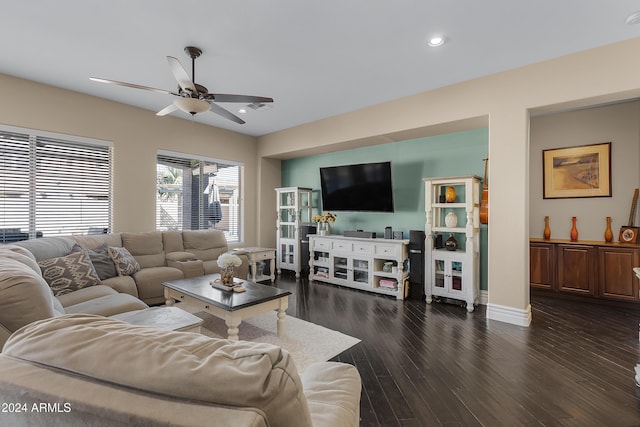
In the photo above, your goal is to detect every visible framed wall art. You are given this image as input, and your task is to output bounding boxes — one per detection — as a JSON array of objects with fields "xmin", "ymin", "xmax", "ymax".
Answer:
[{"xmin": 543, "ymin": 142, "xmax": 611, "ymax": 199}]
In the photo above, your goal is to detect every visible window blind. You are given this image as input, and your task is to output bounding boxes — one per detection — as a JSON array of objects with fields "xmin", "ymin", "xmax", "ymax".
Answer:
[
  {"xmin": 0, "ymin": 127, "xmax": 112, "ymax": 240},
  {"xmin": 156, "ymin": 151, "xmax": 242, "ymax": 243}
]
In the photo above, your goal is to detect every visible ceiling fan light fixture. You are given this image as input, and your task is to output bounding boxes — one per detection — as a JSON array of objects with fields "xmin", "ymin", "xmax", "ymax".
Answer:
[{"xmin": 173, "ymin": 97, "xmax": 210, "ymax": 115}]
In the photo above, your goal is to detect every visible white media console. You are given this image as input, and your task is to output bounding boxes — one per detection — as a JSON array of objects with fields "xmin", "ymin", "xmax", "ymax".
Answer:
[{"xmin": 308, "ymin": 234, "xmax": 409, "ymax": 300}]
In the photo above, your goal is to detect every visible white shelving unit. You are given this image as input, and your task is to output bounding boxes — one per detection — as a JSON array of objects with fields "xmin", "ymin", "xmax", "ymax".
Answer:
[
  {"xmin": 275, "ymin": 187, "xmax": 313, "ymax": 278},
  {"xmin": 308, "ymin": 235, "xmax": 409, "ymax": 300},
  {"xmin": 424, "ymin": 175, "xmax": 481, "ymax": 312}
]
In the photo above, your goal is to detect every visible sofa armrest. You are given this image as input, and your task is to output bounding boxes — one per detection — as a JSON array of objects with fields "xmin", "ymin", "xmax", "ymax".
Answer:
[
  {"xmin": 302, "ymin": 362, "xmax": 362, "ymax": 427},
  {"xmin": 167, "ymin": 258, "xmax": 204, "ymax": 279}
]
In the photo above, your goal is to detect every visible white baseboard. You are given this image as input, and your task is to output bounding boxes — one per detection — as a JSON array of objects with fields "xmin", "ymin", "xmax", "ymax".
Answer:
[{"xmin": 485, "ymin": 302, "xmax": 532, "ymax": 327}]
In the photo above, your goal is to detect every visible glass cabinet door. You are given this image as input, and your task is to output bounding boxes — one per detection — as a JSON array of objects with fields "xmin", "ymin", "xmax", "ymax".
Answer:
[
  {"xmin": 451, "ymin": 261, "xmax": 463, "ymax": 291},
  {"xmin": 333, "ymin": 256, "xmax": 348, "ymax": 280},
  {"xmin": 434, "ymin": 259, "xmax": 446, "ymax": 289},
  {"xmin": 352, "ymin": 258, "xmax": 369, "ymax": 284}
]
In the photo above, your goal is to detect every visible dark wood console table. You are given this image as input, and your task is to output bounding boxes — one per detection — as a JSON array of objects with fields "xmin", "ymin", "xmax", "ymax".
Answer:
[{"xmin": 530, "ymin": 238, "xmax": 640, "ymax": 303}]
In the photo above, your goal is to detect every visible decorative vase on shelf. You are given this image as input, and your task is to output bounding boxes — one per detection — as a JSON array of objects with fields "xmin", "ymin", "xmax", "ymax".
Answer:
[
  {"xmin": 445, "ymin": 233, "xmax": 458, "ymax": 251},
  {"xmin": 445, "ymin": 211, "xmax": 458, "ymax": 228},
  {"xmin": 317, "ymin": 222, "xmax": 331, "ymax": 236},
  {"xmin": 445, "ymin": 186, "xmax": 456, "ymax": 203},
  {"xmin": 604, "ymin": 216, "xmax": 613, "ymax": 243},
  {"xmin": 570, "ymin": 216, "xmax": 578, "ymax": 242},
  {"xmin": 543, "ymin": 216, "xmax": 551, "ymax": 240}
]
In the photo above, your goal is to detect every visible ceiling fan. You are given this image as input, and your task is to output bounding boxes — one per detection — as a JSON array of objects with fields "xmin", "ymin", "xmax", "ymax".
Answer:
[{"xmin": 90, "ymin": 46, "xmax": 273, "ymax": 124}]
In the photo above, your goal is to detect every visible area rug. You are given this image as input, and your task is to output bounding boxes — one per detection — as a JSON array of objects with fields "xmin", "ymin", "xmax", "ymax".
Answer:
[{"xmin": 181, "ymin": 305, "xmax": 360, "ymax": 373}]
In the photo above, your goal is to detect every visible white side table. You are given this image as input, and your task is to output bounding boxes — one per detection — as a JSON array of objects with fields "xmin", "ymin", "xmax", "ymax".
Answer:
[{"xmin": 233, "ymin": 247, "xmax": 276, "ymax": 283}]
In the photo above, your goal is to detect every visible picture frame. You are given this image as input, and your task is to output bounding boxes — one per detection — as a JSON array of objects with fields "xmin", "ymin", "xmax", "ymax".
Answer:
[{"xmin": 543, "ymin": 142, "xmax": 612, "ymax": 199}]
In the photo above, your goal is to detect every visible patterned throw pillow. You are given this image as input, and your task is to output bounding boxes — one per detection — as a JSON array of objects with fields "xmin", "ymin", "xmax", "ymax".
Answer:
[
  {"xmin": 38, "ymin": 251, "xmax": 101, "ymax": 296},
  {"xmin": 108, "ymin": 246, "xmax": 140, "ymax": 276},
  {"xmin": 71, "ymin": 243, "xmax": 117, "ymax": 281}
]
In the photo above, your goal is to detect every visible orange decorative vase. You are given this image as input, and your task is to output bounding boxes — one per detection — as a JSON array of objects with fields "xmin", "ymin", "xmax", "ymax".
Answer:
[
  {"xmin": 543, "ymin": 216, "xmax": 551, "ymax": 240},
  {"xmin": 445, "ymin": 186, "xmax": 456, "ymax": 203},
  {"xmin": 604, "ymin": 216, "xmax": 613, "ymax": 243},
  {"xmin": 570, "ymin": 216, "xmax": 578, "ymax": 242}
]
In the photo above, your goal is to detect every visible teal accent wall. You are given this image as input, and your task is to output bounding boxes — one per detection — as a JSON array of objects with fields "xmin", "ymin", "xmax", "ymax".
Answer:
[{"xmin": 281, "ymin": 128, "xmax": 489, "ymax": 290}]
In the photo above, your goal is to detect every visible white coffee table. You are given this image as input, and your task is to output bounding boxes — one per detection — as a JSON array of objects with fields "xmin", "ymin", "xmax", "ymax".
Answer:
[{"xmin": 163, "ymin": 274, "xmax": 291, "ymax": 341}]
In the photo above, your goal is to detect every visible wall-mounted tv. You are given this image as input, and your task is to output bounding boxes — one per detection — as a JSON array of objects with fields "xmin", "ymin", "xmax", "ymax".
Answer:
[{"xmin": 319, "ymin": 161, "xmax": 394, "ymax": 212}]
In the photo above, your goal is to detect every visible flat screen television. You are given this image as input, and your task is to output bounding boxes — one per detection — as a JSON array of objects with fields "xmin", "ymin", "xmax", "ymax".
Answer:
[{"xmin": 319, "ymin": 161, "xmax": 394, "ymax": 212}]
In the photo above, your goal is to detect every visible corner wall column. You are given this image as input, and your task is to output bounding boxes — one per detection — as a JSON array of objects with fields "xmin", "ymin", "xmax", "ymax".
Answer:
[{"xmin": 486, "ymin": 108, "xmax": 532, "ymax": 326}]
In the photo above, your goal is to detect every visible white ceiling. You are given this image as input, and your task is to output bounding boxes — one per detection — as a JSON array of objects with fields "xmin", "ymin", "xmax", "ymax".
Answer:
[{"xmin": 2, "ymin": 1, "xmax": 640, "ymax": 137}]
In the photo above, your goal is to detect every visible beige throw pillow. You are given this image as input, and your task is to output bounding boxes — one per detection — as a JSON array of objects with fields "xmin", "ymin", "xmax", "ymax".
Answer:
[
  {"xmin": 108, "ymin": 246, "xmax": 140, "ymax": 276},
  {"xmin": 38, "ymin": 251, "xmax": 101, "ymax": 296}
]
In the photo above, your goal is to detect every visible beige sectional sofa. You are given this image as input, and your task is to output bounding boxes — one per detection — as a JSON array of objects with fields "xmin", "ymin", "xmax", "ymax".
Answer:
[
  {"xmin": 0, "ymin": 314, "xmax": 362, "ymax": 426},
  {"xmin": 13, "ymin": 229, "xmax": 249, "ymax": 305},
  {"xmin": 0, "ymin": 230, "xmax": 248, "ymax": 348}
]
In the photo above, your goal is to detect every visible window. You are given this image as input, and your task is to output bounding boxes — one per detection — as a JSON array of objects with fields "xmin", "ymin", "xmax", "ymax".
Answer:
[
  {"xmin": 156, "ymin": 151, "xmax": 242, "ymax": 243},
  {"xmin": 0, "ymin": 125, "xmax": 112, "ymax": 241}
]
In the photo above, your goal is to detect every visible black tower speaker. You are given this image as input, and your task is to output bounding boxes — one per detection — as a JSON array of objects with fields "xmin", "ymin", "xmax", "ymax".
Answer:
[
  {"xmin": 299, "ymin": 225, "xmax": 317, "ymax": 274},
  {"xmin": 407, "ymin": 230, "xmax": 425, "ymax": 300}
]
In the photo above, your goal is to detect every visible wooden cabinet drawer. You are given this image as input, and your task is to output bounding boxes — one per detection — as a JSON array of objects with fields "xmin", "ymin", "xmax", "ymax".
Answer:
[
  {"xmin": 332, "ymin": 240, "xmax": 352, "ymax": 252},
  {"xmin": 313, "ymin": 239, "xmax": 331, "ymax": 250},
  {"xmin": 375, "ymin": 244, "xmax": 398, "ymax": 257},
  {"xmin": 353, "ymin": 243, "xmax": 374, "ymax": 255}
]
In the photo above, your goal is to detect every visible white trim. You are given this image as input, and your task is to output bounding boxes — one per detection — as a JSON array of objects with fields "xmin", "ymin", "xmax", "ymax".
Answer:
[
  {"xmin": 158, "ymin": 149, "xmax": 244, "ymax": 167},
  {"xmin": 0, "ymin": 123, "xmax": 112, "ymax": 147},
  {"xmin": 486, "ymin": 303, "xmax": 532, "ymax": 327}
]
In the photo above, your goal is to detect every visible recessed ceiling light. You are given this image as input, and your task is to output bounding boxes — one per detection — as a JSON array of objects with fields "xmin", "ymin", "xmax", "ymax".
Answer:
[
  {"xmin": 626, "ymin": 11, "xmax": 640, "ymax": 25},
  {"xmin": 428, "ymin": 36, "xmax": 445, "ymax": 47},
  {"xmin": 238, "ymin": 109, "xmax": 247, "ymax": 114}
]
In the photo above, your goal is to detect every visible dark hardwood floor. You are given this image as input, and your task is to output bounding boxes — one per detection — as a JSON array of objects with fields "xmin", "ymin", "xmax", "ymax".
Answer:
[{"xmin": 272, "ymin": 273, "xmax": 640, "ymax": 426}]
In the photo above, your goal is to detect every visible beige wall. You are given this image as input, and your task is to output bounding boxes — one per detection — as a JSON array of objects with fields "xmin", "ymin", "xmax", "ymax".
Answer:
[
  {"xmin": 257, "ymin": 37, "xmax": 640, "ymax": 326},
  {"xmin": 0, "ymin": 73, "xmax": 259, "ymax": 245},
  {"xmin": 530, "ymin": 101, "xmax": 640, "ymax": 241}
]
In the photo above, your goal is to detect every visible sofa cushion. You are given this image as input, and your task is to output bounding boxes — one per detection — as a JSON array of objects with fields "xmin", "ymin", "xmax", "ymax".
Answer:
[
  {"xmin": 55, "ymin": 284, "xmax": 119, "ymax": 307},
  {"xmin": 70, "ymin": 232, "xmax": 122, "ymax": 250},
  {"xmin": 64, "ymin": 293, "xmax": 148, "ymax": 316},
  {"xmin": 0, "ymin": 259, "xmax": 56, "ymax": 335},
  {"xmin": 101, "ymin": 275, "xmax": 139, "ymax": 298},
  {"xmin": 38, "ymin": 251, "xmax": 101, "ymax": 296},
  {"xmin": 72, "ymin": 243, "xmax": 117, "ymax": 280},
  {"xmin": 162, "ymin": 230, "xmax": 185, "ymax": 253},
  {"xmin": 302, "ymin": 362, "xmax": 362, "ymax": 427},
  {"xmin": 4, "ymin": 314, "xmax": 313, "ymax": 427},
  {"xmin": 122, "ymin": 231, "xmax": 166, "ymax": 268},
  {"xmin": 0, "ymin": 247, "xmax": 41, "ymax": 275},
  {"xmin": 13, "ymin": 236, "xmax": 75, "ymax": 262},
  {"xmin": 182, "ymin": 230, "xmax": 228, "ymax": 261},
  {"xmin": 108, "ymin": 246, "xmax": 141, "ymax": 276}
]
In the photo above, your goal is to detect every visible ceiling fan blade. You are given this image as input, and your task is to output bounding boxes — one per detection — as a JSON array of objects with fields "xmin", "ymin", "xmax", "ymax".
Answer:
[
  {"xmin": 166, "ymin": 56, "xmax": 198, "ymax": 94},
  {"xmin": 89, "ymin": 77, "xmax": 177, "ymax": 95},
  {"xmin": 156, "ymin": 104, "xmax": 178, "ymax": 116},
  {"xmin": 204, "ymin": 93, "xmax": 274, "ymax": 104},
  {"xmin": 209, "ymin": 103, "xmax": 246, "ymax": 124}
]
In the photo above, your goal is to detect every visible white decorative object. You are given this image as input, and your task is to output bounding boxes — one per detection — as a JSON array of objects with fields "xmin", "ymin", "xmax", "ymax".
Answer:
[{"xmin": 445, "ymin": 211, "xmax": 458, "ymax": 228}]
